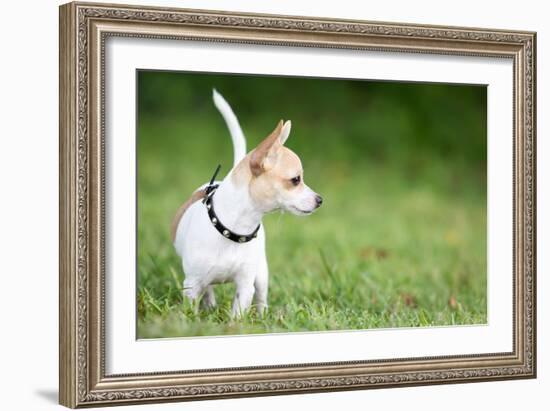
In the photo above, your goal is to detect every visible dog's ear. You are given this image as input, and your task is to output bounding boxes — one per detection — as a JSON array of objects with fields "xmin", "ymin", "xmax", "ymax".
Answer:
[
  {"xmin": 279, "ymin": 120, "xmax": 291, "ymax": 145},
  {"xmin": 250, "ymin": 120, "xmax": 284, "ymax": 176}
]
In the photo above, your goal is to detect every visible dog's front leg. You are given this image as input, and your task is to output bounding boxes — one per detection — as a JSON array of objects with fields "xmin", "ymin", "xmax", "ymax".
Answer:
[
  {"xmin": 231, "ymin": 278, "xmax": 255, "ymax": 318},
  {"xmin": 253, "ymin": 259, "xmax": 269, "ymax": 315}
]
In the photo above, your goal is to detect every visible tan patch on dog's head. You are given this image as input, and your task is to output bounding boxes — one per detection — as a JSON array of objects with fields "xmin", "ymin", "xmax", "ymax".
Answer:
[
  {"xmin": 231, "ymin": 119, "xmax": 292, "ymax": 188},
  {"xmin": 232, "ymin": 119, "xmax": 321, "ymax": 215},
  {"xmin": 230, "ymin": 155, "xmax": 253, "ymax": 187},
  {"xmin": 249, "ymin": 145, "xmax": 304, "ymax": 208}
]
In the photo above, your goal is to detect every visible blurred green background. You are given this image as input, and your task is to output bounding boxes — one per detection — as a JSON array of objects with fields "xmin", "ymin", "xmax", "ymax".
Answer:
[{"xmin": 137, "ymin": 70, "xmax": 487, "ymax": 338}]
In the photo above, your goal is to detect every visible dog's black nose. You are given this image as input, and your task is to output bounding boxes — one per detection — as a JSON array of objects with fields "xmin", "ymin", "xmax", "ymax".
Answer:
[{"xmin": 315, "ymin": 195, "xmax": 323, "ymax": 207}]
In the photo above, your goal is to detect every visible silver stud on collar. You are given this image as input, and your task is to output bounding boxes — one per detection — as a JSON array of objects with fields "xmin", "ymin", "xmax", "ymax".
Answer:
[
  {"xmin": 223, "ymin": 230, "xmax": 230, "ymax": 237},
  {"xmin": 211, "ymin": 217, "xmax": 217, "ymax": 225},
  {"xmin": 206, "ymin": 203, "xmax": 212, "ymax": 210},
  {"xmin": 239, "ymin": 236, "xmax": 246, "ymax": 243}
]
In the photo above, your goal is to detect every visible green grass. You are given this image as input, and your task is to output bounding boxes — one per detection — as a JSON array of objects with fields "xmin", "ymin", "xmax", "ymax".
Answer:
[
  {"xmin": 136, "ymin": 126, "xmax": 487, "ymax": 339},
  {"xmin": 136, "ymin": 72, "xmax": 487, "ymax": 338}
]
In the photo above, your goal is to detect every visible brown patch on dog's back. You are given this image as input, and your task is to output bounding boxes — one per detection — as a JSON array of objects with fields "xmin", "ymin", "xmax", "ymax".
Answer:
[{"xmin": 170, "ymin": 189, "xmax": 207, "ymax": 242}]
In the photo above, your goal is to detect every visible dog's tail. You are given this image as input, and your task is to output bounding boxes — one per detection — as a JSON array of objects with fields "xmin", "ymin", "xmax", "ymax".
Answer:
[{"xmin": 212, "ymin": 89, "xmax": 246, "ymax": 168}]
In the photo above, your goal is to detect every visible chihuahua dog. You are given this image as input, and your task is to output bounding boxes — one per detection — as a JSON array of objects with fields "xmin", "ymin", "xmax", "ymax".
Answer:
[{"xmin": 171, "ymin": 90, "xmax": 322, "ymax": 317}]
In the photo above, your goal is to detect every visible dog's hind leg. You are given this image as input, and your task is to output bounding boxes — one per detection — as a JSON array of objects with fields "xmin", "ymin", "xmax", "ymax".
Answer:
[
  {"xmin": 183, "ymin": 279, "xmax": 205, "ymax": 313},
  {"xmin": 200, "ymin": 285, "xmax": 217, "ymax": 310}
]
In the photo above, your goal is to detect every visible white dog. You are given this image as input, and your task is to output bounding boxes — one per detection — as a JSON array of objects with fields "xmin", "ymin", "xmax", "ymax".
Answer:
[{"xmin": 171, "ymin": 90, "xmax": 322, "ymax": 316}]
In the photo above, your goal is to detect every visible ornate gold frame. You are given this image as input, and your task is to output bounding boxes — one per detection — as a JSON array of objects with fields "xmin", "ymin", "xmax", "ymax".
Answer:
[{"xmin": 59, "ymin": 1, "xmax": 536, "ymax": 408}]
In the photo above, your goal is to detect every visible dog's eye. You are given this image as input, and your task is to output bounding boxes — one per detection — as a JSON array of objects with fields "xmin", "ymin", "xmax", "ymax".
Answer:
[{"xmin": 290, "ymin": 176, "xmax": 301, "ymax": 186}]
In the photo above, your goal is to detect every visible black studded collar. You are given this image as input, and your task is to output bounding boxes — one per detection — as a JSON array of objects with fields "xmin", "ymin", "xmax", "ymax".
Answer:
[{"xmin": 202, "ymin": 165, "xmax": 261, "ymax": 244}]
